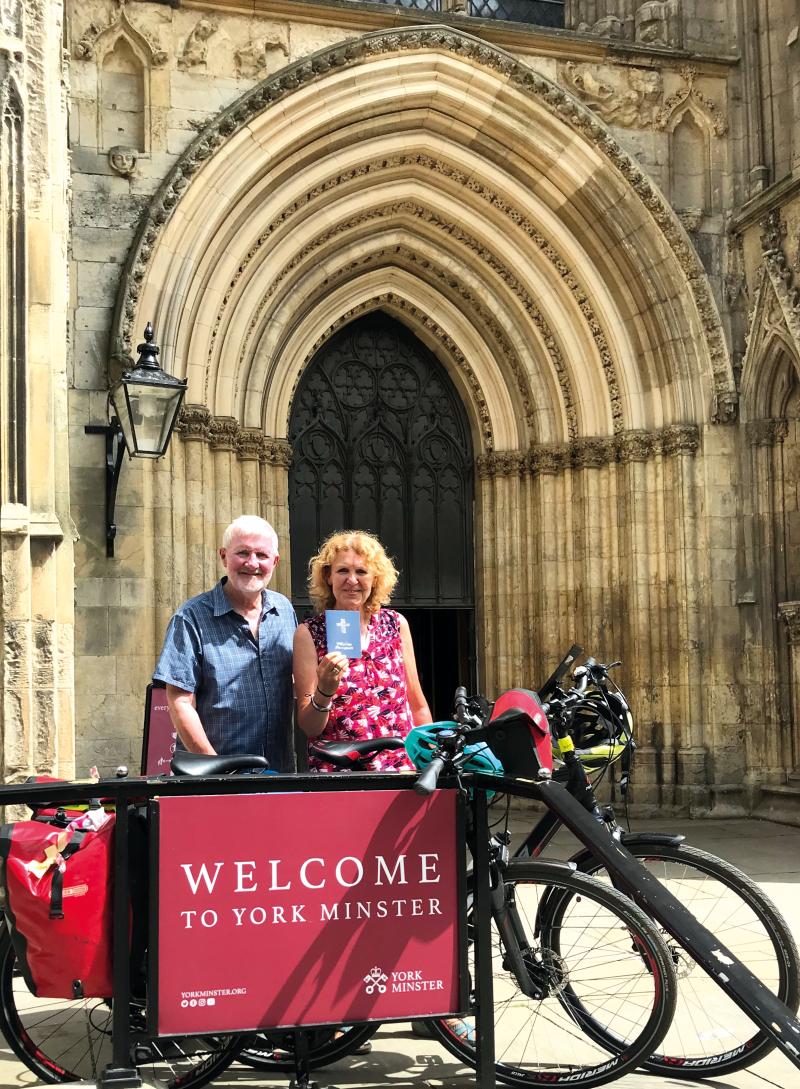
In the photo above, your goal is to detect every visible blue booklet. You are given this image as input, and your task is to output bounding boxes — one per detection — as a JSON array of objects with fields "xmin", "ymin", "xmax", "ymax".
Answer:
[{"xmin": 325, "ymin": 610, "xmax": 362, "ymax": 658}]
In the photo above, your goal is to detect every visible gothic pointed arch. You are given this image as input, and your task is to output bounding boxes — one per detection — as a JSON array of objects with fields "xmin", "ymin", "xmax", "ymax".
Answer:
[{"xmin": 110, "ymin": 23, "xmax": 735, "ymax": 456}]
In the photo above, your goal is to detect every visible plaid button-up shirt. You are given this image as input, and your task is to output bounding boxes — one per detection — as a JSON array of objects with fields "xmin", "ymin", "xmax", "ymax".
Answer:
[{"xmin": 154, "ymin": 579, "xmax": 297, "ymax": 770}]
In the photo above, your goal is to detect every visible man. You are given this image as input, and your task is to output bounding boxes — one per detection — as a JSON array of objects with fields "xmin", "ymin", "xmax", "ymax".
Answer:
[{"xmin": 153, "ymin": 515, "xmax": 296, "ymax": 770}]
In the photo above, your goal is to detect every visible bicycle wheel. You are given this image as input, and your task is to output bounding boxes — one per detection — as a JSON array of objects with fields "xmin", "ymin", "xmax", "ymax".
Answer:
[
  {"xmin": 576, "ymin": 840, "xmax": 800, "ymax": 1077},
  {"xmin": 0, "ymin": 933, "xmax": 245, "ymax": 1086},
  {"xmin": 429, "ymin": 861, "xmax": 677, "ymax": 1088},
  {"xmin": 237, "ymin": 1024, "xmax": 378, "ymax": 1070}
]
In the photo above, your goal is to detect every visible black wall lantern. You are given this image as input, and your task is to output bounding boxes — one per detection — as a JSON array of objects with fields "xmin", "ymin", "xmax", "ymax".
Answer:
[{"xmin": 86, "ymin": 323, "xmax": 187, "ymax": 556}]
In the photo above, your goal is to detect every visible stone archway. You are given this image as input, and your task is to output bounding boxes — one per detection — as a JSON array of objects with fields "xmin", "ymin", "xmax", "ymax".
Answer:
[{"xmin": 106, "ymin": 24, "xmax": 739, "ymax": 809}]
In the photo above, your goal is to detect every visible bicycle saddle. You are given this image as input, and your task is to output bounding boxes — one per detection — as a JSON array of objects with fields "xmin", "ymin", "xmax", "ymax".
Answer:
[
  {"xmin": 170, "ymin": 752, "xmax": 269, "ymax": 777},
  {"xmin": 309, "ymin": 737, "xmax": 404, "ymax": 768}
]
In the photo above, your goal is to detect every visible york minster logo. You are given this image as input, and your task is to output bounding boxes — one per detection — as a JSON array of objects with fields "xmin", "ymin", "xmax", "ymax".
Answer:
[{"xmin": 363, "ymin": 966, "xmax": 388, "ymax": 994}]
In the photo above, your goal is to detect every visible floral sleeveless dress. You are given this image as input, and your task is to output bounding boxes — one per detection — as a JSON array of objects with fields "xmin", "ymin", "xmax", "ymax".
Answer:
[{"xmin": 305, "ymin": 608, "xmax": 415, "ymax": 772}]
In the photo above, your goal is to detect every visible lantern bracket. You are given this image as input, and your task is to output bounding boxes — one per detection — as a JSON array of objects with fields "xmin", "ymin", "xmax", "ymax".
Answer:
[{"xmin": 85, "ymin": 418, "xmax": 126, "ymax": 557}]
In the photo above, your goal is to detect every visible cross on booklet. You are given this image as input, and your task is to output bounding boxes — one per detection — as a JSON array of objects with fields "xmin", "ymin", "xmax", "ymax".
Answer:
[{"xmin": 325, "ymin": 610, "xmax": 362, "ymax": 658}]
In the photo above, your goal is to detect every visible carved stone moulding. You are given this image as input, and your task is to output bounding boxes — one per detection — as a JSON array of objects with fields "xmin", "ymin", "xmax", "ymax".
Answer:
[
  {"xmin": 236, "ymin": 428, "xmax": 266, "ymax": 461},
  {"xmin": 559, "ymin": 62, "xmax": 663, "ymax": 128},
  {"xmin": 262, "ymin": 438, "xmax": 293, "ymax": 468},
  {"xmin": 660, "ymin": 423, "xmax": 700, "ymax": 456},
  {"xmin": 778, "ymin": 602, "xmax": 800, "ymax": 646},
  {"xmin": 615, "ymin": 429, "xmax": 655, "ymax": 463},
  {"xmin": 176, "ymin": 404, "xmax": 212, "ymax": 443},
  {"xmin": 112, "ymin": 25, "xmax": 732, "ymax": 419},
  {"xmin": 476, "ymin": 450, "xmax": 526, "ymax": 478},
  {"xmin": 475, "ymin": 423, "xmax": 700, "ymax": 479},
  {"xmin": 209, "ymin": 416, "xmax": 239, "ymax": 452},
  {"xmin": 654, "ymin": 66, "xmax": 728, "ymax": 137},
  {"xmin": 73, "ymin": 6, "xmax": 167, "ymax": 66},
  {"xmin": 175, "ymin": 406, "xmax": 293, "ymax": 466},
  {"xmin": 746, "ymin": 418, "xmax": 789, "ymax": 447},
  {"xmin": 571, "ymin": 436, "xmax": 616, "ymax": 469}
]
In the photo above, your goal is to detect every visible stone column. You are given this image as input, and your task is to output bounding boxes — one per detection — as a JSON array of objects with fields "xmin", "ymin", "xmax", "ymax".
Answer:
[
  {"xmin": 237, "ymin": 429, "xmax": 265, "ymax": 523},
  {"xmin": 176, "ymin": 406, "xmax": 212, "ymax": 601},
  {"xmin": 476, "ymin": 454, "xmax": 499, "ymax": 696},
  {"xmin": 209, "ymin": 416, "xmax": 239, "ymax": 546},
  {"xmin": 663, "ymin": 426, "xmax": 704, "ymax": 807},
  {"xmin": 777, "ymin": 602, "xmax": 800, "ymax": 775},
  {"xmin": 746, "ymin": 419, "xmax": 789, "ymax": 778},
  {"xmin": 260, "ymin": 439, "xmax": 293, "ymax": 599},
  {"xmin": 528, "ymin": 445, "xmax": 570, "ymax": 687},
  {"xmin": 616, "ymin": 431, "xmax": 659, "ymax": 804}
]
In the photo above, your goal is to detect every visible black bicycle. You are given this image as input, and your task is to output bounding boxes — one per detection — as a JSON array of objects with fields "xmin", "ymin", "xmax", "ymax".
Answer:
[
  {"xmin": 240, "ymin": 702, "xmax": 679, "ymax": 1089},
  {"xmin": 0, "ymin": 730, "xmax": 678, "ymax": 1089},
  {"xmin": 512, "ymin": 652, "xmax": 800, "ymax": 1079}
]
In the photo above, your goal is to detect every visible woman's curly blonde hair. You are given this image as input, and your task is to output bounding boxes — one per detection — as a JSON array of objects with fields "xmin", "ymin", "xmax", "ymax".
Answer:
[{"xmin": 307, "ymin": 530, "xmax": 398, "ymax": 615}]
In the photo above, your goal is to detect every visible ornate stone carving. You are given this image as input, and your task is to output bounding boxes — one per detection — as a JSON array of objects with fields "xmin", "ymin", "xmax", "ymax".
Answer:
[
  {"xmin": 235, "ymin": 37, "xmax": 289, "ymax": 80},
  {"xmin": 616, "ymin": 430, "xmax": 654, "ymax": 462},
  {"xmin": 236, "ymin": 428, "xmax": 265, "ymax": 461},
  {"xmin": 576, "ymin": 16, "xmax": 627, "ymax": 39},
  {"xmin": 529, "ymin": 444, "xmax": 570, "ymax": 475},
  {"xmin": 476, "ymin": 451, "xmax": 526, "ymax": 478},
  {"xmin": 250, "ymin": 232, "xmax": 537, "ymax": 440},
  {"xmin": 291, "ymin": 293, "xmax": 494, "ymax": 452},
  {"xmin": 677, "ymin": 209, "xmax": 703, "ymax": 233},
  {"xmin": 778, "ymin": 602, "xmax": 800, "ymax": 647},
  {"xmin": 635, "ymin": 1, "xmax": 683, "ymax": 49},
  {"xmin": 176, "ymin": 403, "xmax": 212, "ymax": 443},
  {"xmin": 655, "ymin": 67, "xmax": 728, "ymax": 137},
  {"xmin": 660, "ymin": 424, "xmax": 700, "ymax": 456},
  {"xmin": 560, "ymin": 63, "xmax": 662, "ymax": 128},
  {"xmin": 179, "ymin": 18, "xmax": 218, "ymax": 71},
  {"xmin": 108, "ymin": 145, "xmax": 138, "ymax": 177},
  {"xmin": 571, "ymin": 437, "xmax": 616, "ymax": 468},
  {"xmin": 760, "ymin": 211, "xmax": 800, "ymax": 358},
  {"xmin": 262, "ymin": 438, "xmax": 293, "ymax": 468},
  {"xmin": 111, "ymin": 26, "xmax": 734, "ymax": 415},
  {"xmin": 73, "ymin": 6, "xmax": 167, "ymax": 66},
  {"xmin": 746, "ymin": 418, "xmax": 789, "ymax": 447},
  {"xmin": 711, "ymin": 389, "xmax": 738, "ymax": 424},
  {"xmin": 219, "ymin": 166, "xmax": 627, "ymax": 440},
  {"xmin": 209, "ymin": 416, "xmax": 239, "ymax": 452}
]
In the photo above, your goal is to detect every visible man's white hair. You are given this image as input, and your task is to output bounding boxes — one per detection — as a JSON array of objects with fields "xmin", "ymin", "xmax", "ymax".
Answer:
[{"xmin": 222, "ymin": 515, "xmax": 279, "ymax": 550}]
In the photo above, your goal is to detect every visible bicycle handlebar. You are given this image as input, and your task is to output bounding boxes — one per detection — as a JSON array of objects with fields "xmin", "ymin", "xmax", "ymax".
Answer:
[
  {"xmin": 413, "ymin": 755, "xmax": 447, "ymax": 796},
  {"xmin": 454, "ymin": 686, "xmax": 469, "ymax": 724}
]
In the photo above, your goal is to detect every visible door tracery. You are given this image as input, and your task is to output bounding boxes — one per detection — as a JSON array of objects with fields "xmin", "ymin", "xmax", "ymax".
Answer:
[{"xmin": 288, "ymin": 313, "xmax": 474, "ymax": 609}]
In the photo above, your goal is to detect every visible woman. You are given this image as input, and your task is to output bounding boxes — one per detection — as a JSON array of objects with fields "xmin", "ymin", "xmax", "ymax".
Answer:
[
  {"xmin": 294, "ymin": 530, "xmax": 472, "ymax": 1045},
  {"xmin": 294, "ymin": 530, "xmax": 431, "ymax": 770}
]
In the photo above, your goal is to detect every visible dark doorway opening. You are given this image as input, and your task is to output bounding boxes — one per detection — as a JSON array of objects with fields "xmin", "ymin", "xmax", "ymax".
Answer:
[{"xmin": 288, "ymin": 312, "xmax": 476, "ymax": 716}]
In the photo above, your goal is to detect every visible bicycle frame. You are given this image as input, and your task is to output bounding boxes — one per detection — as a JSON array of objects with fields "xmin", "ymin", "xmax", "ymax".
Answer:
[{"xmin": 472, "ymin": 769, "xmax": 800, "ymax": 1072}]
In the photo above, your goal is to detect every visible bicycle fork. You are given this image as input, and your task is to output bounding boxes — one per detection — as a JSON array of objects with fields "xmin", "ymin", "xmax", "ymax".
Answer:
[{"xmin": 488, "ymin": 843, "xmax": 545, "ymax": 1001}]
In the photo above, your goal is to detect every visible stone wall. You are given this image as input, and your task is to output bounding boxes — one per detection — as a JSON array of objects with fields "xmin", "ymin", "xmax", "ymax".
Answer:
[
  {"xmin": 0, "ymin": 0, "xmax": 74, "ymax": 785},
  {"xmin": 3, "ymin": 0, "xmax": 798, "ymax": 818}
]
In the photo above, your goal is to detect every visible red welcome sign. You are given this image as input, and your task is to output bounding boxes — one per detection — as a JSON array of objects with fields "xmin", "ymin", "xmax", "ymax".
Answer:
[{"xmin": 151, "ymin": 789, "xmax": 465, "ymax": 1035}]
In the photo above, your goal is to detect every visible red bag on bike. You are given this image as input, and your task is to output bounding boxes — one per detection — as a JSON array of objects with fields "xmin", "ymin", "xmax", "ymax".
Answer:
[{"xmin": 0, "ymin": 808, "xmax": 115, "ymax": 998}]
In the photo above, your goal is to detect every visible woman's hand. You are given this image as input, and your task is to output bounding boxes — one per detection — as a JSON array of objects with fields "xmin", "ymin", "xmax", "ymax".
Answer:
[{"xmin": 317, "ymin": 652, "xmax": 349, "ymax": 697}]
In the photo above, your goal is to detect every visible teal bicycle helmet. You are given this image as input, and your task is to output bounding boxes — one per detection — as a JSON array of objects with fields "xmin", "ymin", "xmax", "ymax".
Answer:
[{"xmin": 405, "ymin": 722, "xmax": 504, "ymax": 782}]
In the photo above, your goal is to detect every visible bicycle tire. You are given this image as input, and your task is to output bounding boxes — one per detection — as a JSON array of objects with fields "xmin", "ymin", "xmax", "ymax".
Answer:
[
  {"xmin": 428, "ymin": 860, "xmax": 677, "ymax": 1088},
  {"xmin": 0, "ymin": 932, "xmax": 246, "ymax": 1087},
  {"xmin": 575, "ymin": 840, "xmax": 800, "ymax": 1077},
  {"xmin": 237, "ymin": 1023, "xmax": 378, "ymax": 1071}
]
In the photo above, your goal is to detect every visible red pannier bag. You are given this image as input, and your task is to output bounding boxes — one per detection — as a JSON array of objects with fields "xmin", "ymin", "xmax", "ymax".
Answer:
[{"xmin": 0, "ymin": 806, "xmax": 115, "ymax": 998}]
